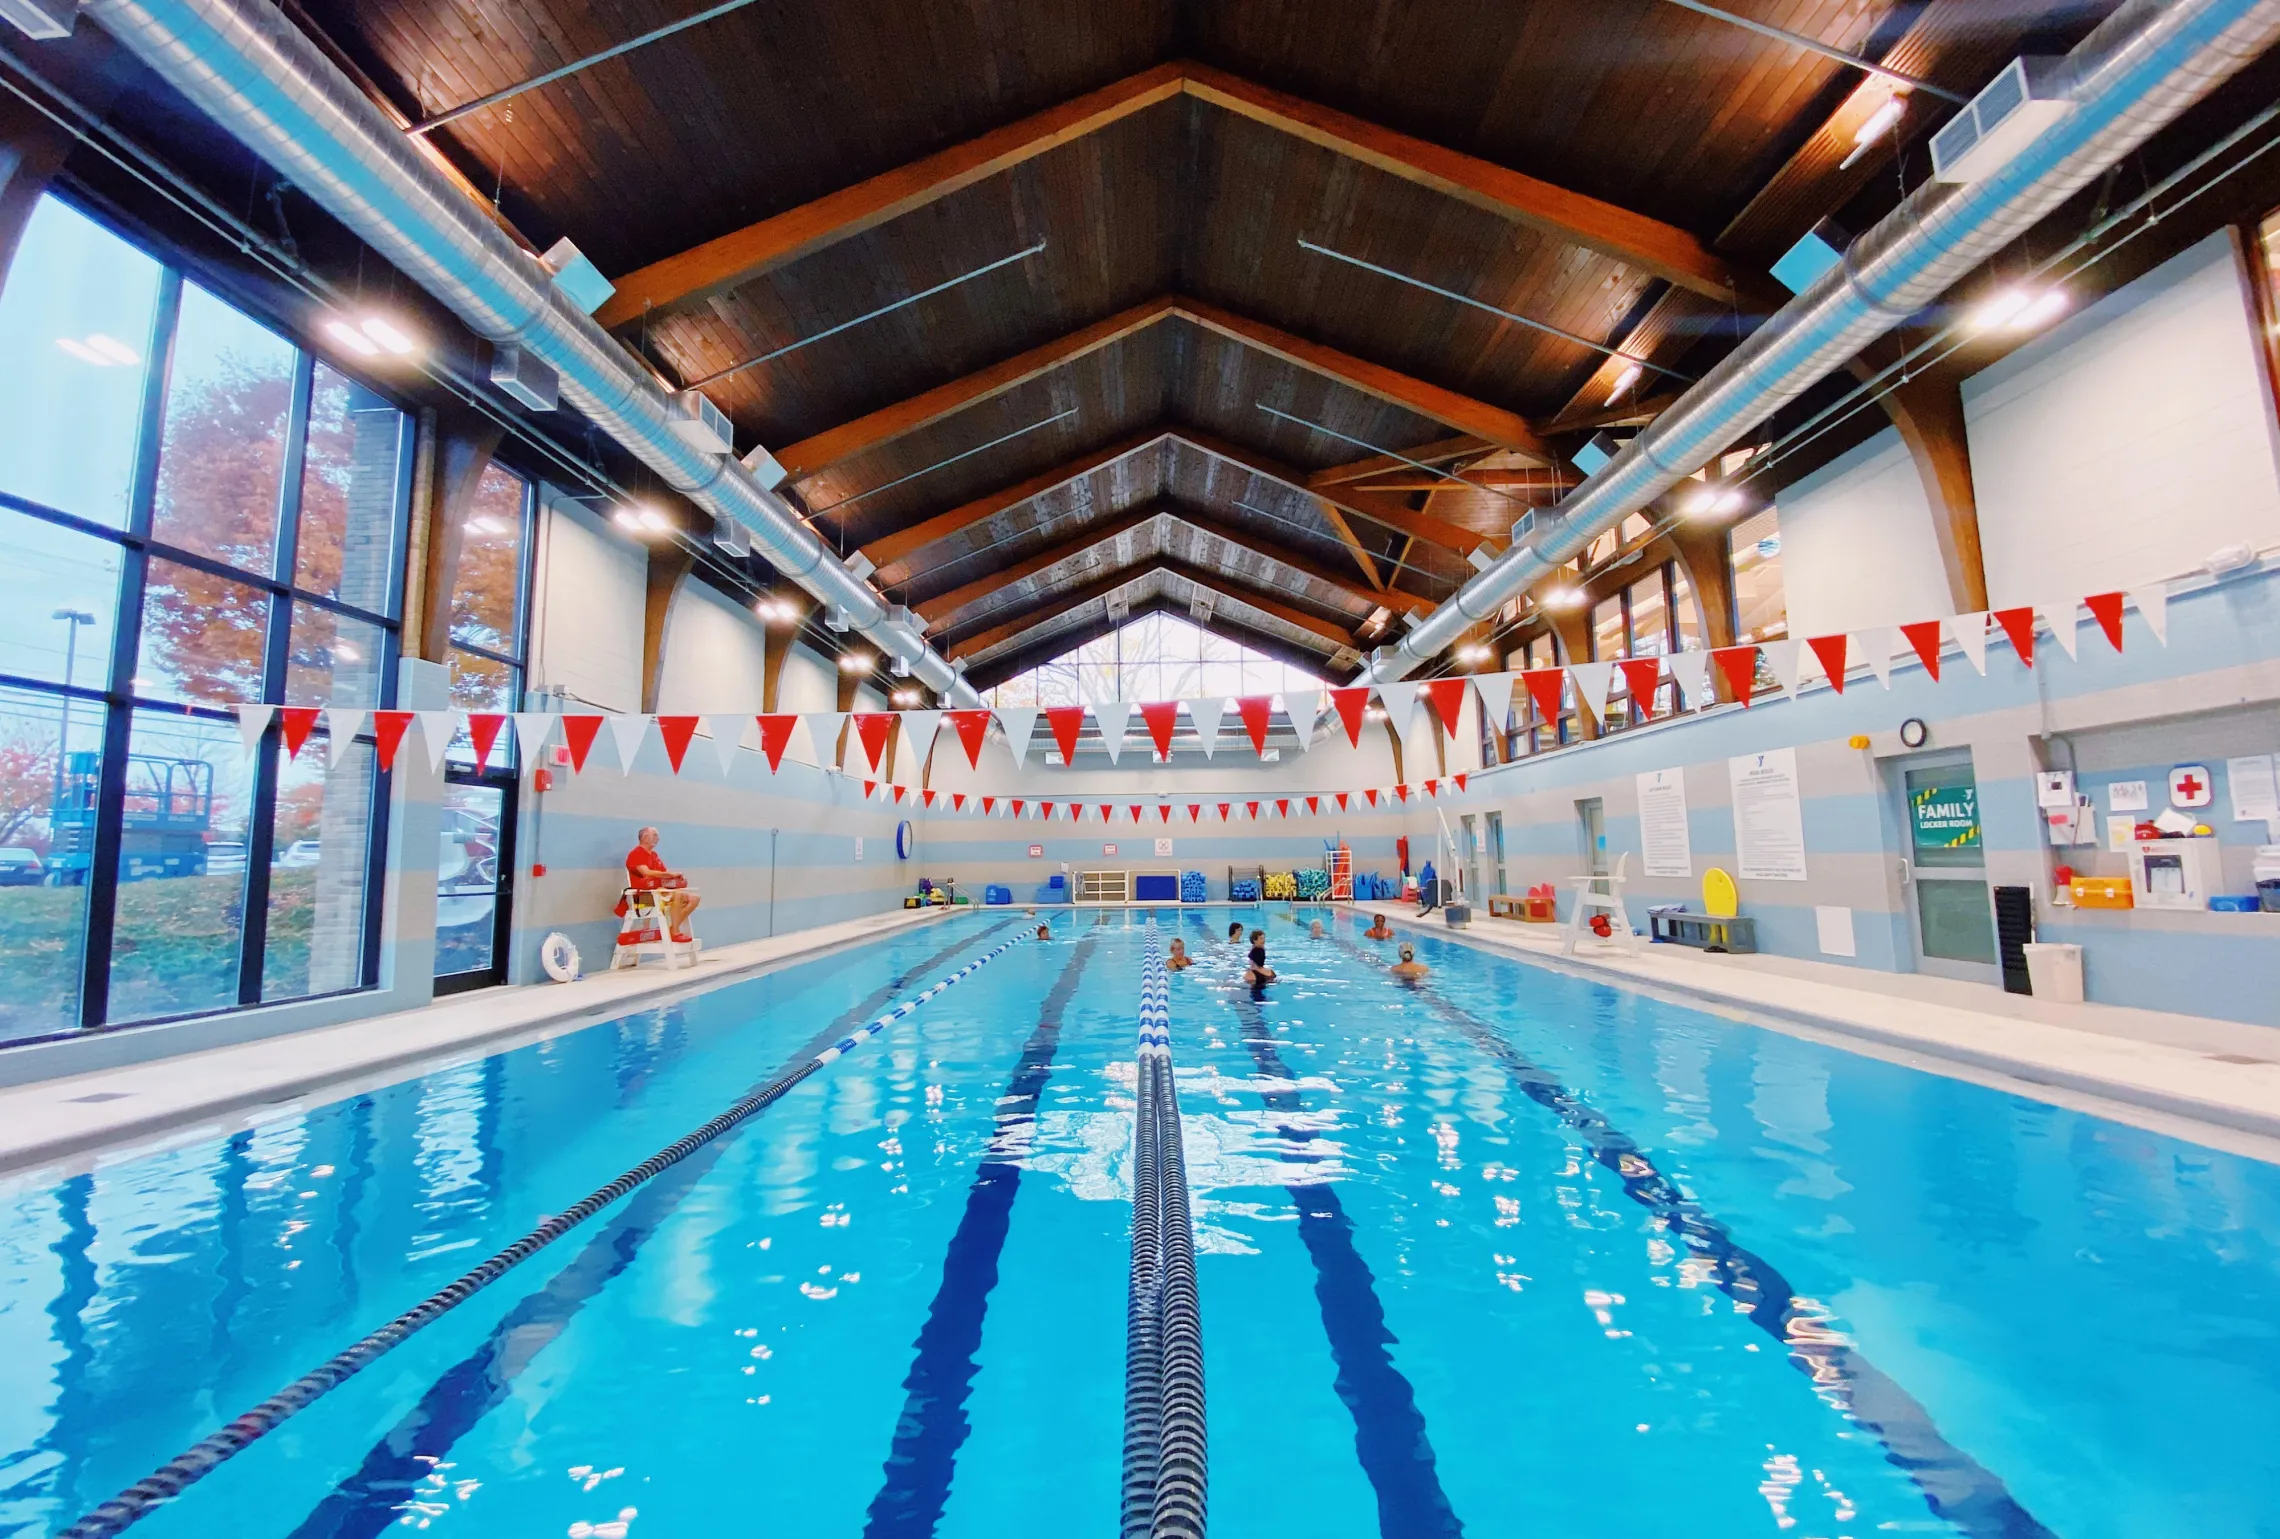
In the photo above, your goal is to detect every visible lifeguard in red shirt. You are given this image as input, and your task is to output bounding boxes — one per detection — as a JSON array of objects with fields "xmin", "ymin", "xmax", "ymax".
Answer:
[{"xmin": 619, "ymin": 824, "xmax": 701, "ymax": 942}]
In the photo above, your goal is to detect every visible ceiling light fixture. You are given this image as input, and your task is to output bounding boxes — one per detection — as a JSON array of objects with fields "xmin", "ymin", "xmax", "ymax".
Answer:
[
  {"xmin": 611, "ymin": 508, "xmax": 643, "ymax": 531},
  {"xmin": 755, "ymin": 596, "xmax": 798, "ymax": 623},
  {"xmin": 323, "ymin": 319, "xmax": 381, "ymax": 357},
  {"xmin": 1684, "ymin": 484, "xmax": 1746, "ymax": 518},
  {"xmin": 358, "ymin": 315, "xmax": 419, "ymax": 355},
  {"xmin": 1542, "ymin": 585, "xmax": 1587, "ymax": 612},
  {"xmin": 636, "ymin": 506, "xmax": 673, "ymax": 533},
  {"xmin": 839, "ymin": 652, "xmax": 872, "ymax": 673},
  {"xmin": 1456, "ymin": 643, "xmax": 1492, "ymax": 664},
  {"xmin": 1604, "ymin": 361, "xmax": 1643, "ymax": 404},
  {"xmin": 1840, "ymin": 94, "xmax": 1908, "ymax": 170},
  {"xmin": 892, "ymin": 689, "xmax": 922, "ymax": 706},
  {"xmin": 1971, "ymin": 286, "xmax": 2066, "ymax": 334}
]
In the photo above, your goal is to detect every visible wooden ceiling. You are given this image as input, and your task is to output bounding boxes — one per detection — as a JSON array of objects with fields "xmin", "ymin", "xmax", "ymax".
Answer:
[{"xmin": 293, "ymin": 0, "xmax": 2089, "ymax": 684}]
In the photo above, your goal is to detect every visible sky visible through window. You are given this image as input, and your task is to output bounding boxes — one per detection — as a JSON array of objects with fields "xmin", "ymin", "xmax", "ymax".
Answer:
[{"xmin": 983, "ymin": 612, "xmax": 1323, "ymax": 706}]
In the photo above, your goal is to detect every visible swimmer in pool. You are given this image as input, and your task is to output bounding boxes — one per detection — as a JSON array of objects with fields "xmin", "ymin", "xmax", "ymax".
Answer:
[
  {"xmin": 1364, "ymin": 912, "xmax": 1395, "ymax": 940},
  {"xmin": 1166, "ymin": 937, "xmax": 1191, "ymax": 971},
  {"xmin": 1245, "ymin": 929, "xmax": 1277, "ymax": 988},
  {"xmin": 1389, "ymin": 942, "xmax": 1429, "ymax": 982},
  {"xmin": 1227, "ymin": 920, "xmax": 1246, "ymax": 946},
  {"xmin": 1309, "ymin": 919, "xmax": 1325, "ymax": 938},
  {"xmin": 1035, "ymin": 924, "xmax": 1051, "ymax": 941}
]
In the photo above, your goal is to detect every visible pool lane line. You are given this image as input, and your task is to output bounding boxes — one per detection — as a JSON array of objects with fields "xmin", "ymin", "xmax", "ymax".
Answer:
[
  {"xmin": 861, "ymin": 931, "xmax": 1104, "ymax": 1538},
  {"xmin": 58, "ymin": 920, "xmax": 1028, "ymax": 1539},
  {"xmin": 1326, "ymin": 931, "xmax": 2058, "ymax": 1539},
  {"xmin": 274, "ymin": 923, "xmax": 1017, "ymax": 1539},
  {"xmin": 1194, "ymin": 915, "xmax": 1467, "ymax": 1539},
  {"xmin": 1122, "ymin": 925, "xmax": 1207, "ymax": 1539}
]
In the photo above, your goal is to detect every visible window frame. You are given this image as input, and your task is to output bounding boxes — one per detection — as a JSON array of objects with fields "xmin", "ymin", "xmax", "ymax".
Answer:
[{"xmin": 0, "ymin": 191, "xmax": 416, "ymax": 1040}]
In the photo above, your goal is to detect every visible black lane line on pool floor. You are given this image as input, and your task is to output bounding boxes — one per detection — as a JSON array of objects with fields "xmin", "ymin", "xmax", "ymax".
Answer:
[
  {"xmin": 1197, "ymin": 916, "xmax": 1467, "ymax": 1539},
  {"xmin": 1326, "ymin": 928, "xmax": 2058, "ymax": 1539},
  {"xmin": 862, "ymin": 932, "xmax": 1101, "ymax": 1539},
  {"xmin": 282, "ymin": 922, "xmax": 1020, "ymax": 1539}
]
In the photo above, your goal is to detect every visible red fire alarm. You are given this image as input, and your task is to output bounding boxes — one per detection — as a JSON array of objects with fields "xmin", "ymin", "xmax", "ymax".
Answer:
[
  {"xmin": 531, "ymin": 863, "xmax": 547, "ymax": 878},
  {"xmin": 533, "ymin": 767, "xmax": 555, "ymax": 792}
]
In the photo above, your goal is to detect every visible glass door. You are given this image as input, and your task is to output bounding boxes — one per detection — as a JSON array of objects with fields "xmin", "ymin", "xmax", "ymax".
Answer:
[
  {"xmin": 1577, "ymin": 797, "xmax": 1608, "ymax": 894},
  {"xmin": 1485, "ymin": 811, "xmax": 1507, "ymax": 896},
  {"xmin": 1458, "ymin": 814, "xmax": 1481, "ymax": 904},
  {"xmin": 1899, "ymin": 754, "xmax": 1999, "ymax": 982},
  {"xmin": 435, "ymin": 772, "xmax": 515, "ymax": 993}
]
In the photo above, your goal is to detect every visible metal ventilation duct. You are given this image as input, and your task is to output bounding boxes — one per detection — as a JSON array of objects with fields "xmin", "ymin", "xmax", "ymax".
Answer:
[
  {"xmin": 1371, "ymin": 0, "xmax": 2280, "ymax": 679},
  {"xmin": 80, "ymin": 0, "xmax": 977, "ymax": 706}
]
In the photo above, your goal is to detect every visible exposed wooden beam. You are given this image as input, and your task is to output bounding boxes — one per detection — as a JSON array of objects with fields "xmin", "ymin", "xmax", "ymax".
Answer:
[
  {"xmin": 914, "ymin": 507, "xmax": 1163, "ymax": 624},
  {"xmin": 594, "ymin": 62, "xmax": 1186, "ymax": 328},
  {"xmin": 1315, "ymin": 499, "xmax": 1386, "ymax": 591},
  {"xmin": 1350, "ymin": 468, "xmax": 1578, "ymax": 493},
  {"xmin": 861, "ymin": 428, "xmax": 1167, "ymax": 575},
  {"xmin": 1169, "ymin": 507, "xmax": 1434, "ymax": 616},
  {"xmin": 640, "ymin": 545, "xmax": 696, "ymax": 714},
  {"xmin": 414, "ymin": 407, "xmax": 506, "ymax": 663},
  {"xmin": 596, "ymin": 62, "xmax": 1779, "ymax": 330},
  {"xmin": 1538, "ymin": 391, "xmax": 1683, "ymax": 438},
  {"xmin": 1169, "ymin": 560, "xmax": 1356, "ymax": 649},
  {"xmin": 1180, "ymin": 63, "xmax": 1780, "ymax": 306},
  {"xmin": 1172, "ymin": 297, "xmax": 1552, "ymax": 460},
  {"xmin": 1310, "ymin": 436, "xmax": 1487, "ymax": 485},
  {"xmin": 944, "ymin": 556, "xmax": 1357, "ymax": 662},
  {"xmin": 776, "ymin": 297, "xmax": 1551, "ymax": 487},
  {"xmin": 966, "ymin": 594, "xmax": 1351, "ymax": 691},
  {"xmin": 1873, "ymin": 358, "xmax": 1987, "ymax": 613},
  {"xmin": 774, "ymin": 297, "xmax": 1178, "ymax": 482},
  {"xmin": 945, "ymin": 565, "xmax": 1148, "ymax": 661},
  {"xmin": 1186, "ymin": 428, "xmax": 1491, "ymax": 553}
]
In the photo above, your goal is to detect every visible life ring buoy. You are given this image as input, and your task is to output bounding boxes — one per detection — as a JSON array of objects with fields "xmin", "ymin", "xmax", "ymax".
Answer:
[
  {"xmin": 895, "ymin": 820, "xmax": 914, "ymax": 860},
  {"xmin": 540, "ymin": 932, "xmax": 581, "ymax": 983}
]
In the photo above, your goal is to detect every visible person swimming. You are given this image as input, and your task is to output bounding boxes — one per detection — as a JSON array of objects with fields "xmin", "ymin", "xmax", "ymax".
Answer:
[
  {"xmin": 1364, "ymin": 912, "xmax": 1395, "ymax": 940},
  {"xmin": 1035, "ymin": 924, "xmax": 1051, "ymax": 941},
  {"xmin": 1165, "ymin": 937, "xmax": 1191, "ymax": 971},
  {"xmin": 1389, "ymin": 942, "xmax": 1429, "ymax": 981},
  {"xmin": 1309, "ymin": 919, "xmax": 1325, "ymax": 938},
  {"xmin": 1227, "ymin": 920, "xmax": 1246, "ymax": 946},
  {"xmin": 1245, "ymin": 929, "xmax": 1277, "ymax": 988}
]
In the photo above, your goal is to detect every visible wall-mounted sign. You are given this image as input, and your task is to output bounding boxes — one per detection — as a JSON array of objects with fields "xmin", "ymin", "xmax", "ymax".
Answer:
[
  {"xmin": 1028, "ymin": 844, "xmax": 1044, "ymax": 859},
  {"xmin": 2169, "ymin": 763, "xmax": 2213, "ymax": 809},
  {"xmin": 1909, "ymin": 781, "xmax": 1981, "ymax": 852},
  {"xmin": 1102, "ymin": 843, "xmax": 1118, "ymax": 857},
  {"xmin": 1155, "ymin": 837, "xmax": 1174, "ymax": 857},
  {"xmin": 853, "ymin": 836, "xmax": 864, "ymax": 862},
  {"xmin": 1728, "ymin": 748, "xmax": 1808, "ymax": 881}
]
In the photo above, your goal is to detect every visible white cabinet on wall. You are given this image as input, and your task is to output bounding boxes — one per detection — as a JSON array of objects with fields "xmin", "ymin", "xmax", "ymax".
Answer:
[{"xmin": 1964, "ymin": 231, "xmax": 2280, "ymax": 604}]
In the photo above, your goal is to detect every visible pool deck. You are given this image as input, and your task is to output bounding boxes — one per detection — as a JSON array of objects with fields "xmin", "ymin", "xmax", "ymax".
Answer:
[
  {"xmin": 0, "ymin": 905, "xmax": 952, "ymax": 1180},
  {"xmin": 1343, "ymin": 899, "xmax": 2280, "ymax": 1163}
]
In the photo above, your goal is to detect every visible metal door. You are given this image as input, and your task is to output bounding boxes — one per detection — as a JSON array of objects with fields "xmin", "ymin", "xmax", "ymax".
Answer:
[{"xmin": 1896, "ymin": 753, "xmax": 2000, "ymax": 983}]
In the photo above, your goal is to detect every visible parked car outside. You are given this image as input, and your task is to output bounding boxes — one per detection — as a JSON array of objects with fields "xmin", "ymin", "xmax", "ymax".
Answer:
[{"xmin": 0, "ymin": 848, "xmax": 44, "ymax": 886}]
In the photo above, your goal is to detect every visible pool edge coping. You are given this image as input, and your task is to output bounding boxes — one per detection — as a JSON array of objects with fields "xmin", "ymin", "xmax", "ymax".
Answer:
[{"xmin": 0, "ymin": 906, "xmax": 960, "ymax": 1181}]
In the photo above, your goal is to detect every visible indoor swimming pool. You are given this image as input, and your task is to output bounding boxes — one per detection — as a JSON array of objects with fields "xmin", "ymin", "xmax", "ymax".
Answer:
[{"xmin": 2, "ymin": 909, "xmax": 2275, "ymax": 1539}]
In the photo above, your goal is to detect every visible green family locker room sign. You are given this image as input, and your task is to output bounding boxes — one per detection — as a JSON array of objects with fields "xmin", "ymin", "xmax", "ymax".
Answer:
[{"xmin": 1910, "ymin": 782, "xmax": 1982, "ymax": 850}]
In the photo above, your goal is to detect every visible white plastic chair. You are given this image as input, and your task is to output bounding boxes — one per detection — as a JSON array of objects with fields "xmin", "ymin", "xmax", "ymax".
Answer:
[
  {"xmin": 611, "ymin": 886, "xmax": 702, "ymax": 970},
  {"xmin": 1561, "ymin": 851, "xmax": 1640, "ymax": 956}
]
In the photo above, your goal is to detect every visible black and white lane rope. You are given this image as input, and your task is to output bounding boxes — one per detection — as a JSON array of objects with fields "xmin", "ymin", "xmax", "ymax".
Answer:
[
  {"xmin": 60, "ymin": 928, "xmax": 1032, "ymax": 1539},
  {"xmin": 1122, "ymin": 924, "xmax": 1207, "ymax": 1539}
]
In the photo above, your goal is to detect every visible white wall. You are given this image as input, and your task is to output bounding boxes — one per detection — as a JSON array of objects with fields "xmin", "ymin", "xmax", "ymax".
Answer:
[
  {"xmin": 655, "ymin": 579, "xmax": 768, "ymax": 715},
  {"xmin": 1965, "ymin": 231, "xmax": 2280, "ymax": 603},
  {"xmin": 776, "ymin": 641, "xmax": 838, "ymax": 715},
  {"xmin": 1775, "ymin": 425, "xmax": 1955, "ymax": 633},
  {"xmin": 528, "ymin": 494, "xmax": 644, "ymax": 713}
]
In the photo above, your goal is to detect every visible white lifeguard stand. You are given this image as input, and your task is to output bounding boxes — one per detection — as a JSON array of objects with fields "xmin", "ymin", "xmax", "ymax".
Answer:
[
  {"xmin": 611, "ymin": 885, "xmax": 702, "ymax": 970},
  {"xmin": 1561, "ymin": 851, "xmax": 1640, "ymax": 956}
]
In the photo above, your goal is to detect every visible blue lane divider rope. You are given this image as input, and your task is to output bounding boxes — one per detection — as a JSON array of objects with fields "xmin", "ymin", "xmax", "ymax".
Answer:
[
  {"xmin": 1122, "ymin": 924, "xmax": 1206, "ymax": 1539},
  {"xmin": 59, "ymin": 928, "xmax": 1032, "ymax": 1539}
]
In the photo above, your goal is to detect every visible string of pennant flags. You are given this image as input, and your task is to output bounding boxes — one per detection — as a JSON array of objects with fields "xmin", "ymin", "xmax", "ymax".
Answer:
[{"xmin": 229, "ymin": 585, "xmax": 2165, "ymax": 814}]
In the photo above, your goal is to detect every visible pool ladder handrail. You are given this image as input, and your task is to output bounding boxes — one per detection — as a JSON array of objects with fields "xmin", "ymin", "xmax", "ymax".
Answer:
[{"xmin": 1122, "ymin": 928, "xmax": 1207, "ymax": 1539}]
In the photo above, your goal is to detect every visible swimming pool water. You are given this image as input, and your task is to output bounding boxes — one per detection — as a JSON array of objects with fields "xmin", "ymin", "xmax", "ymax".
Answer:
[{"xmin": 2, "ymin": 909, "xmax": 2275, "ymax": 1538}]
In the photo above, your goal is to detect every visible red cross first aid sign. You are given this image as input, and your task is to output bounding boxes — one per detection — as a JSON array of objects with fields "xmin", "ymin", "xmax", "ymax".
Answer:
[{"xmin": 2168, "ymin": 764, "xmax": 2213, "ymax": 808}]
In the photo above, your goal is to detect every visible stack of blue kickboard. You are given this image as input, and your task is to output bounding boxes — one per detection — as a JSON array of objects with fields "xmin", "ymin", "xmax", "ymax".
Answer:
[
  {"xmin": 1180, "ymin": 870, "xmax": 1208, "ymax": 903},
  {"xmin": 1229, "ymin": 877, "xmax": 1260, "ymax": 903},
  {"xmin": 1033, "ymin": 873, "xmax": 1071, "ymax": 904},
  {"xmin": 984, "ymin": 884, "xmax": 1013, "ymax": 905}
]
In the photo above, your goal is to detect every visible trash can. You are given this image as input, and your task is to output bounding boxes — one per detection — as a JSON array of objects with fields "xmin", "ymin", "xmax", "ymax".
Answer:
[{"xmin": 2022, "ymin": 942, "xmax": 2084, "ymax": 1003}]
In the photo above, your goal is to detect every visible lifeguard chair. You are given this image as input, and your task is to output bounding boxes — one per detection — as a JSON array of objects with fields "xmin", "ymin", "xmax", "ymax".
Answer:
[{"xmin": 612, "ymin": 884, "xmax": 701, "ymax": 970}]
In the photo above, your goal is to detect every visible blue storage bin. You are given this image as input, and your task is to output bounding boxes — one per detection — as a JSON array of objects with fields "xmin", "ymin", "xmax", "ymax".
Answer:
[
  {"xmin": 1180, "ymin": 870, "xmax": 1208, "ymax": 903},
  {"xmin": 984, "ymin": 884, "xmax": 1012, "ymax": 905}
]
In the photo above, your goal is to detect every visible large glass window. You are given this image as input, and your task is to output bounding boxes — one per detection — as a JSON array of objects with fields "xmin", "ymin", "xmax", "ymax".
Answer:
[
  {"xmin": 1509, "ymin": 631, "xmax": 1570, "ymax": 755},
  {"xmin": 984, "ymin": 612, "xmax": 1321, "ymax": 711},
  {"xmin": 0, "ymin": 195, "xmax": 409, "ymax": 1041},
  {"xmin": 446, "ymin": 463, "xmax": 531, "ymax": 740}
]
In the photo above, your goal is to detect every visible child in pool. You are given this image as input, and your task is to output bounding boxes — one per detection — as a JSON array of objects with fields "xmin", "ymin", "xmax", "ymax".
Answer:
[{"xmin": 1245, "ymin": 929, "xmax": 1277, "ymax": 987}]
